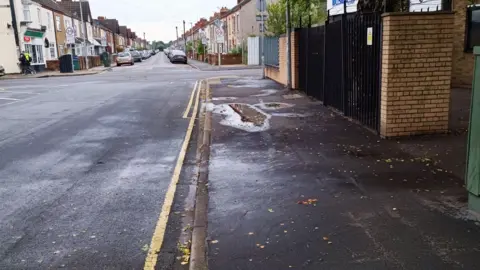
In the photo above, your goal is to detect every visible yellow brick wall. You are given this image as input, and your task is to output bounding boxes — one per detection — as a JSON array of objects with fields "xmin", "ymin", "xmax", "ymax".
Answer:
[
  {"xmin": 380, "ymin": 12, "xmax": 454, "ymax": 137},
  {"xmin": 451, "ymin": 0, "xmax": 477, "ymax": 88},
  {"xmin": 264, "ymin": 32, "xmax": 299, "ymax": 89}
]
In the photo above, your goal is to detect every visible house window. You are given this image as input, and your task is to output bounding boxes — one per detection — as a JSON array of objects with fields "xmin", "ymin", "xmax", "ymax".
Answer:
[
  {"xmin": 23, "ymin": 6, "xmax": 30, "ymax": 21},
  {"xmin": 58, "ymin": 45, "xmax": 64, "ymax": 56},
  {"xmin": 50, "ymin": 43, "xmax": 56, "ymax": 58},
  {"xmin": 37, "ymin": 8, "xmax": 42, "ymax": 25},
  {"xmin": 56, "ymin": 16, "xmax": 61, "ymax": 31},
  {"xmin": 466, "ymin": 5, "xmax": 480, "ymax": 51},
  {"xmin": 47, "ymin": 13, "xmax": 51, "ymax": 30}
]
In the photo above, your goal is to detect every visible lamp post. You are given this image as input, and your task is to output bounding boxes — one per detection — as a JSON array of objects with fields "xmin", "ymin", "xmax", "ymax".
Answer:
[{"xmin": 79, "ymin": 0, "xmax": 88, "ymax": 69}]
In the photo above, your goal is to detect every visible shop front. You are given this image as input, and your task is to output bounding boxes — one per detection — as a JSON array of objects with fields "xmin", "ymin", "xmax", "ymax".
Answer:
[{"xmin": 23, "ymin": 29, "xmax": 46, "ymax": 72}]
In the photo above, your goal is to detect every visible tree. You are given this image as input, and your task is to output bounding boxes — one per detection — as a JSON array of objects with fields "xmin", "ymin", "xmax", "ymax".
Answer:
[{"xmin": 265, "ymin": 0, "xmax": 327, "ymax": 36}]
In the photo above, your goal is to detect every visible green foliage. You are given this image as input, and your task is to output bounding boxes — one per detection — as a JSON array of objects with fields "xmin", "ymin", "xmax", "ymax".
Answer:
[
  {"xmin": 186, "ymin": 41, "xmax": 194, "ymax": 53},
  {"xmin": 265, "ymin": 0, "xmax": 327, "ymax": 36},
  {"xmin": 229, "ymin": 46, "xmax": 242, "ymax": 55},
  {"xmin": 196, "ymin": 40, "xmax": 206, "ymax": 55}
]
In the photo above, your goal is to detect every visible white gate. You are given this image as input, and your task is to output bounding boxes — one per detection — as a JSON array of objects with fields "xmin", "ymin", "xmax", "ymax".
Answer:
[{"xmin": 247, "ymin": 37, "xmax": 259, "ymax": 66}]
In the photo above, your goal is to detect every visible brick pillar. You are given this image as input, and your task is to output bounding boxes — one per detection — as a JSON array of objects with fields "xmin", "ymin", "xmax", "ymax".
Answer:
[
  {"xmin": 380, "ymin": 12, "xmax": 454, "ymax": 137},
  {"xmin": 291, "ymin": 31, "xmax": 299, "ymax": 89},
  {"xmin": 451, "ymin": 0, "xmax": 473, "ymax": 88}
]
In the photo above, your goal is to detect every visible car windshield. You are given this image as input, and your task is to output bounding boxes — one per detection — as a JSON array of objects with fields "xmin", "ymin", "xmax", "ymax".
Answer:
[
  {"xmin": 172, "ymin": 50, "xmax": 186, "ymax": 56},
  {"xmin": 118, "ymin": 52, "xmax": 130, "ymax": 57},
  {"xmin": 130, "ymin": 51, "xmax": 139, "ymax": 56}
]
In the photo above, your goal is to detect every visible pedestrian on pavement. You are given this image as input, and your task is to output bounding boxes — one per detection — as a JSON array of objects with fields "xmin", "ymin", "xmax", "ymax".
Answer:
[{"xmin": 19, "ymin": 52, "xmax": 34, "ymax": 75}]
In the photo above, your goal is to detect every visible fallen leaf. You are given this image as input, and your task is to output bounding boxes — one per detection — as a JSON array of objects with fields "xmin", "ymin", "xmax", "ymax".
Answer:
[
  {"xmin": 211, "ymin": 240, "xmax": 219, "ymax": 244},
  {"xmin": 248, "ymin": 232, "xmax": 254, "ymax": 235},
  {"xmin": 323, "ymin": 237, "xmax": 329, "ymax": 241},
  {"xmin": 284, "ymin": 230, "xmax": 288, "ymax": 233},
  {"xmin": 268, "ymin": 208, "xmax": 274, "ymax": 213},
  {"xmin": 260, "ymin": 245, "xmax": 265, "ymax": 249},
  {"xmin": 328, "ymin": 241, "xmax": 333, "ymax": 245},
  {"xmin": 181, "ymin": 261, "xmax": 188, "ymax": 265},
  {"xmin": 141, "ymin": 244, "xmax": 149, "ymax": 252},
  {"xmin": 297, "ymin": 198, "xmax": 318, "ymax": 205}
]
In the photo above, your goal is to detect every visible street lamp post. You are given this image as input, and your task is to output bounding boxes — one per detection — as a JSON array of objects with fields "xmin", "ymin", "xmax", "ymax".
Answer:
[
  {"xmin": 260, "ymin": 0, "xmax": 265, "ymax": 78},
  {"xmin": 79, "ymin": 0, "xmax": 88, "ymax": 69}
]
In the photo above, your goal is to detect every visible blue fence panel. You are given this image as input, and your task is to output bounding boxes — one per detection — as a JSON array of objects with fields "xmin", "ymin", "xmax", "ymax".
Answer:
[{"xmin": 264, "ymin": 37, "xmax": 279, "ymax": 66}]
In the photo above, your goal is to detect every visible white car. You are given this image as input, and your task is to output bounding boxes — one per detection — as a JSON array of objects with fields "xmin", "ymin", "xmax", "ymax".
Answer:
[{"xmin": 116, "ymin": 52, "xmax": 134, "ymax": 66}]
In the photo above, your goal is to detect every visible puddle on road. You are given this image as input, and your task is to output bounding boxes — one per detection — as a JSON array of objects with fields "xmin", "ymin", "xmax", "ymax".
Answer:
[
  {"xmin": 271, "ymin": 112, "xmax": 312, "ymax": 118},
  {"xmin": 226, "ymin": 78, "xmax": 274, "ymax": 88},
  {"xmin": 212, "ymin": 97, "xmax": 237, "ymax": 101},
  {"xmin": 212, "ymin": 103, "xmax": 270, "ymax": 132},
  {"xmin": 255, "ymin": 100, "xmax": 294, "ymax": 111},
  {"xmin": 252, "ymin": 89, "xmax": 278, "ymax": 97}
]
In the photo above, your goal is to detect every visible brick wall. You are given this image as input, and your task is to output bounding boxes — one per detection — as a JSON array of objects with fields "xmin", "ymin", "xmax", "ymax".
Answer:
[
  {"xmin": 46, "ymin": 60, "xmax": 60, "ymax": 71},
  {"xmin": 380, "ymin": 12, "xmax": 454, "ymax": 137},
  {"xmin": 264, "ymin": 31, "xmax": 299, "ymax": 89},
  {"xmin": 452, "ymin": 0, "xmax": 474, "ymax": 88},
  {"xmin": 207, "ymin": 53, "xmax": 243, "ymax": 65}
]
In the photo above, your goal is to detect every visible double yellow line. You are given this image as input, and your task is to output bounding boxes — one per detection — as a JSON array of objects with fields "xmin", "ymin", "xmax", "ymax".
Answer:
[
  {"xmin": 144, "ymin": 80, "xmax": 201, "ymax": 270},
  {"xmin": 182, "ymin": 81, "xmax": 198, "ymax": 118}
]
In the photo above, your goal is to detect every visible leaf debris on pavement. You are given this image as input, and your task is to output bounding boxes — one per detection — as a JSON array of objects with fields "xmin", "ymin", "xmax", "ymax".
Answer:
[
  {"xmin": 297, "ymin": 198, "xmax": 318, "ymax": 206},
  {"xmin": 178, "ymin": 242, "xmax": 191, "ymax": 265},
  {"xmin": 268, "ymin": 208, "xmax": 274, "ymax": 213}
]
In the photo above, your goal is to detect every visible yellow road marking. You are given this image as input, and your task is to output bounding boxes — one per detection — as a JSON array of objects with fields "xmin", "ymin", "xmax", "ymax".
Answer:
[
  {"xmin": 144, "ymin": 80, "xmax": 202, "ymax": 270},
  {"xmin": 182, "ymin": 81, "xmax": 198, "ymax": 118}
]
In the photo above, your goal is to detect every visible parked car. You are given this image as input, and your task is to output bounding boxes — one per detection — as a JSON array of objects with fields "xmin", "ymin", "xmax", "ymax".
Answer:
[
  {"xmin": 164, "ymin": 48, "xmax": 170, "ymax": 56},
  {"xmin": 130, "ymin": 50, "xmax": 143, "ymax": 62},
  {"xmin": 0, "ymin": 64, "xmax": 4, "ymax": 76},
  {"xmin": 151, "ymin": 50, "xmax": 156, "ymax": 55},
  {"xmin": 116, "ymin": 52, "xmax": 134, "ymax": 66},
  {"xmin": 167, "ymin": 50, "xmax": 175, "ymax": 59},
  {"xmin": 170, "ymin": 50, "xmax": 187, "ymax": 64},
  {"xmin": 142, "ymin": 50, "xmax": 151, "ymax": 59}
]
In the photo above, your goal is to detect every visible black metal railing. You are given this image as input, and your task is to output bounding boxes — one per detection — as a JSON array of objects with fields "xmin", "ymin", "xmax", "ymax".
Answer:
[{"xmin": 297, "ymin": 12, "xmax": 382, "ymax": 132}]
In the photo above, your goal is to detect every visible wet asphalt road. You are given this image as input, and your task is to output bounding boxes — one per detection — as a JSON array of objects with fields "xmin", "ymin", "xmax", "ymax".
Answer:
[{"xmin": 0, "ymin": 54, "xmax": 260, "ymax": 269}]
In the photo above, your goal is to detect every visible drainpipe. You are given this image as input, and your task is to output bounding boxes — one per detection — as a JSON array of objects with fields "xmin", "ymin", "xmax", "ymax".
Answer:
[{"xmin": 9, "ymin": 0, "xmax": 20, "ymax": 47}]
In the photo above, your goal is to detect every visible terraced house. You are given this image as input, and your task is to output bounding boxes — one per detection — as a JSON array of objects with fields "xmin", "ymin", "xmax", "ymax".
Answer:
[{"xmin": 1, "ymin": 0, "xmax": 58, "ymax": 73}]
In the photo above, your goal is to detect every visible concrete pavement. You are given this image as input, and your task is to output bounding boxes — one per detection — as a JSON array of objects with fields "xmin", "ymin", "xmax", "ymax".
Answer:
[
  {"xmin": 205, "ymin": 77, "xmax": 480, "ymax": 270},
  {"xmin": 0, "ymin": 53, "xmax": 260, "ymax": 269}
]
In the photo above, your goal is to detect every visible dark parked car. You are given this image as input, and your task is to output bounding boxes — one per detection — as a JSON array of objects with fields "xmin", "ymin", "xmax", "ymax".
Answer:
[
  {"xmin": 170, "ymin": 50, "xmax": 187, "ymax": 64},
  {"xmin": 0, "ymin": 64, "xmax": 4, "ymax": 76},
  {"xmin": 130, "ymin": 50, "xmax": 142, "ymax": 62}
]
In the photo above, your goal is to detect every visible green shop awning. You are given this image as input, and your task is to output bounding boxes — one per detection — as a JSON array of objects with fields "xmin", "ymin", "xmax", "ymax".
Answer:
[{"xmin": 24, "ymin": 30, "xmax": 44, "ymax": 38}]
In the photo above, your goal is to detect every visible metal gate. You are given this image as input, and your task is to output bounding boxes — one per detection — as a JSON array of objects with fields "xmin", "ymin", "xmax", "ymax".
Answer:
[
  {"xmin": 342, "ymin": 13, "xmax": 382, "ymax": 131},
  {"xmin": 298, "ymin": 12, "xmax": 382, "ymax": 132},
  {"xmin": 299, "ymin": 26, "xmax": 325, "ymax": 100},
  {"xmin": 324, "ymin": 19, "xmax": 344, "ymax": 110}
]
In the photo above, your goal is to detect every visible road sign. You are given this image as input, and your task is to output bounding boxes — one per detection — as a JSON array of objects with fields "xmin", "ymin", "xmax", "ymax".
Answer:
[
  {"xmin": 66, "ymin": 27, "xmax": 75, "ymax": 44},
  {"xmin": 367, "ymin": 27, "xmax": 373, "ymax": 46},
  {"xmin": 215, "ymin": 27, "xmax": 224, "ymax": 44},
  {"xmin": 214, "ymin": 19, "xmax": 222, "ymax": 29}
]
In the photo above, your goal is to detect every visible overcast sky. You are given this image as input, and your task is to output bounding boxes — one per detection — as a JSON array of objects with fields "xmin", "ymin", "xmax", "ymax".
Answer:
[{"xmin": 88, "ymin": 0, "xmax": 237, "ymax": 42}]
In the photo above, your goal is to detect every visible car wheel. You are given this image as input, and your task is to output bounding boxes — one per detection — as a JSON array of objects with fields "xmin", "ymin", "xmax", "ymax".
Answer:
[
  {"xmin": 117, "ymin": 63, "xmax": 120, "ymax": 67},
  {"xmin": 131, "ymin": 62, "xmax": 134, "ymax": 65}
]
